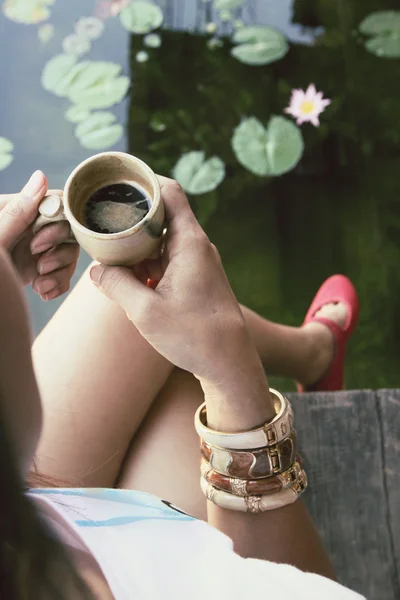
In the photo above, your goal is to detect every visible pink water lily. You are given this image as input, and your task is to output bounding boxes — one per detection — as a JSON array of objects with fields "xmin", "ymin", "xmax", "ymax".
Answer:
[
  {"xmin": 284, "ymin": 84, "xmax": 331, "ymax": 127},
  {"xmin": 94, "ymin": 0, "xmax": 130, "ymax": 19},
  {"xmin": 110, "ymin": 0, "xmax": 131, "ymax": 16}
]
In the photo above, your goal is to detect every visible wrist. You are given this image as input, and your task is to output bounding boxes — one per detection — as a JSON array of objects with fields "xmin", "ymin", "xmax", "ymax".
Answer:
[{"xmin": 198, "ymin": 334, "xmax": 275, "ymax": 432}]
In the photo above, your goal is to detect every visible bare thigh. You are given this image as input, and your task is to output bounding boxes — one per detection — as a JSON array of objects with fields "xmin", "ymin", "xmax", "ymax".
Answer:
[
  {"xmin": 118, "ymin": 369, "xmax": 207, "ymax": 521},
  {"xmin": 33, "ymin": 268, "xmax": 173, "ymax": 487}
]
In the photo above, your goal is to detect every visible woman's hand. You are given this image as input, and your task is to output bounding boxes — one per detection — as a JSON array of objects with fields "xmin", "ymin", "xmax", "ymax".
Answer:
[
  {"xmin": 0, "ymin": 171, "xmax": 79, "ymax": 299},
  {"xmin": 90, "ymin": 176, "xmax": 265, "ymax": 388}
]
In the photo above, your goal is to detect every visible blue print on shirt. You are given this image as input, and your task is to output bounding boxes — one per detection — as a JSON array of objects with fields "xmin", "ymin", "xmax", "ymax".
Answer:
[
  {"xmin": 30, "ymin": 488, "xmax": 194, "ymax": 527},
  {"xmin": 75, "ymin": 514, "xmax": 191, "ymax": 527}
]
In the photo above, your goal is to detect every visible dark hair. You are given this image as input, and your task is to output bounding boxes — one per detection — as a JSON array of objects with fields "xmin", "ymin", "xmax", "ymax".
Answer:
[{"xmin": 0, "ymin": 390, "xmax": 93, "ymax": 599}]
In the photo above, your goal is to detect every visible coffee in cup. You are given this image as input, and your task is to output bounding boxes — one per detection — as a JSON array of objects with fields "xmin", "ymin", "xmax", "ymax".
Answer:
[{"xmin": 33, "ymin": 152, "xmax": 164, "ymax": 266}]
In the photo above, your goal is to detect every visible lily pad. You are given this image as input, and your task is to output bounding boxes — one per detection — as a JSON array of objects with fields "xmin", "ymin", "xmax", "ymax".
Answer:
[
  {"xmin": 359, "ymin": 11, "xmax": 400, "ymax": 58},
  {"xmin": 234, "ymin": 19, "xmax": 244, "ymax": 29},
  {"xmin": 3, "ymin": 0, "xmax": 54, "ymax": 24},
  {"xmin": 50, "ymin": 61, "xmax": 93, "ymax": 97},
  {"xmin": 75, "ymin": 113, "xmax": 123, "ymax": 150},
  {"xmin": 65, "ymin": 106, "xmax": 92, "ymax": 123},
  {"xmin": 359, "ymin": 11, "xmax": 400, "ymax": 35},
  {"xmin": 75, "ymin": 112, "xmax": 117, "ymax": 138},
  {"xmin": 38, "ymin": 23, "xmax": 55, "ymax": 44},
  {"xmin": 205, "ymin": 22, "xmax": 217, "ymax": 34},
  {"xmin": 78, "ymin": 125, "xmax": 123, "ymax": 150},
  {"xmin": 41, "ymin": 54, "xmax": 77, "ymax": 96},
  {"xmin": 215, "ymin": 0, "xmax": 244, "ymax": 9},
  {"xmin": 365, "ymin": 35, "xmax": 400, "ymax": 58},
  {"xmin": 0, "ymin": 137, "xmax": 14, "ymax": 171},
  {"xmin": 69, "ymin": 75, "xmax": 130, "ymax": 110},
  {"xmin": 220, "ymin": 10, "xmax": 232, "ymax": 23},
  {"xmin": 136, "ymin": 51, "xmax": 149, "ymax": 63},
  {"xmin": 231, "ymin": 25, "xmax": 288, "ymax": 66},
  {"xmin": 172, "ymin": 151, "xmax": 225, "ymax": 195},
  {"xmin": 41, "ymin": 57, "xmax": 128, "ymax": 109},
  {"xmin": 0, "ymin": 155, "xmax": 13, "ymax": 171},
  {"xmin": 0, "ymin": 137, "xmax": 14, "ymax": 154},
  {"xmin": 144, "ymin": 33, "xmax": 161, "ymax": 48},
  {"xmin": 75, "ymin": 16, "xmax": 105, "ymax": 40},
  {"xmin": 62, "ymin": 33, "xmax": 91, "ymax": 57},
  {"xmin": 68, "ymin": 62, "xmax": 122, "ymax": 95},
  {"xmin": 120, "ymin": 1, "xmax": 163, "ymax": 34},
  {"xmin": 232, "ymin": 116, "xmax": 304, "ymax": 177}
]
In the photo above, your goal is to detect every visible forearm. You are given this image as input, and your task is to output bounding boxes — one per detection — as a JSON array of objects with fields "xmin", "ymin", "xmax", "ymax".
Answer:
[
  {"xmin": 200, "ymin": 337, "xmax": 334, "ymax": 579},
  {"xmin": 207, "ymin": 496, "xmax": 334, "ymax": 578}
]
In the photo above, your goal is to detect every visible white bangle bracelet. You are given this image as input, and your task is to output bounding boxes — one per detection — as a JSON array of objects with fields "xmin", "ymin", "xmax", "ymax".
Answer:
[
  {"xmin": 194, "ymin": 388, "xmax": 294, "ymax": 450},
  {"xmin": 200, "ymin": 473, "xmax": 307, "ymax": 513}
]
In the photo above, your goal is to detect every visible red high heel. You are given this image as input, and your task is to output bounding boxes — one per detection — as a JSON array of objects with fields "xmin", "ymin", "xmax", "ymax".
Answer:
[{"xmin": 297, "ymin": 275, "xmax": 359, "ymax": 392}]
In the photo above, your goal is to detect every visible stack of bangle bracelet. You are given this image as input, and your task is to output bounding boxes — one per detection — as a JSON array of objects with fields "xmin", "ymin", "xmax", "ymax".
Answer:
[{"xmin": 194, "ymin": 388, "xmax": 307, "ymax": 514}]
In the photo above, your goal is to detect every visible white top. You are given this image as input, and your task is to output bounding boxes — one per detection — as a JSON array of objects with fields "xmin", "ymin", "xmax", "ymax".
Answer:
[{"xmin": 28, "ymin": 488, "xmax": 365, "ymax": 600}]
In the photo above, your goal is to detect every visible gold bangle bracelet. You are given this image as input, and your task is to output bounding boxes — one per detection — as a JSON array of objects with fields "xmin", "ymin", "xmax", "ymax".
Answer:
[
  {"xmin": 200, "ymin": 431, "xmax": 297, "ymax": 479},
  {"xmin": 200, "ymin": 472, "xmax": 307, "ymax": 513},
  {"xmin": 201, "ymin": 457, "xmax": 305, "ymax": 497},
  {"xmin": 194, "ymin": 388, "xmax": 294, "ymax": 450}
]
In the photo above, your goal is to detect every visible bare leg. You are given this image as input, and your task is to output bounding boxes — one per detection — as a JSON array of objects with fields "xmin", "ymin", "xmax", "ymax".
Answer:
[
  {"xmin": 33, "ymin": 268, "xmax": 173, "ymax": 487},
  {"xmin": 118, "ymin": 310, "xmax": 348, "ymax": 518},
  {"xmin": 34, "ymin": 267, "xmax": 343, "ymax": 489},
  {"xmin": 118, "ymin": 369, "xmax": 207, "ymax": 519},
  {"xmin": 241, "ymin": 304, "xmax": 345, "ymax": 388}
]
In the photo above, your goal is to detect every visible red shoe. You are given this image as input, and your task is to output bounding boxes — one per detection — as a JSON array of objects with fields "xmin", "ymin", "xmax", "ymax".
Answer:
[{"xmin": 297, "ymin": 275, "xmax": 359, "ymax": 392}]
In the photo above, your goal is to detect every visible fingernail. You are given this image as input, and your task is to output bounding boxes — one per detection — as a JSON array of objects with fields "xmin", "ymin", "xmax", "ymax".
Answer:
[
  {"xmin": 35, "ymin": 279, "xmax": 56, "ymax": 294},
  {"xmin": 39, "ymin": 260, "xmax": 57, "ymax": 275},
  {"xmin": 23, "ymin": 170, "xmax": 45, "ymax": 198},
  {"xmin": 31, "ymin": 242, "xmax": 52, "ymax": 255},
  {"xmin": 90, "ymin": 264, "xmax": 103, "ymax": 285}
]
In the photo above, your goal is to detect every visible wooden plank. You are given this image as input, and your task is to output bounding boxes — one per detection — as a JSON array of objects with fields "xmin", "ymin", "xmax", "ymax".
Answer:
[
  {"xmin": 289, "ymin": 391, "xmax": 397, "ymax": 600},
  {"xmin": 377, "ymin": 390, "xmax": 400, "ymax": 594}
]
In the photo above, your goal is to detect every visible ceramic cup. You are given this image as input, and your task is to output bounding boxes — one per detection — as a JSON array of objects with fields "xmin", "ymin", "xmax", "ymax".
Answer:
[{"xmin": 33, "ymin": 152, "xmax": 164, "ymax": 266}]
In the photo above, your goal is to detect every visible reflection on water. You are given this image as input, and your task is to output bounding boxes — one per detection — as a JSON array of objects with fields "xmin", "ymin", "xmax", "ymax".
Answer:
[{"xmin": 1, "ymin": 0, "xmax": 400, "ymax": 388}]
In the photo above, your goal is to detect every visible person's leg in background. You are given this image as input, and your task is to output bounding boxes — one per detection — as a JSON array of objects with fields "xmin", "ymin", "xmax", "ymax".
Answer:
[{"xmin": 241, "ymin": 303, "xmax": 347, "ymax": 388}]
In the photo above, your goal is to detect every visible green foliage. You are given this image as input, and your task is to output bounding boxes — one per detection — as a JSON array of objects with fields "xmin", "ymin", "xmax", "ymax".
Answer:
[{"xmin": 127, "ymin": 12, "xmax": 400, "ymax": 389}]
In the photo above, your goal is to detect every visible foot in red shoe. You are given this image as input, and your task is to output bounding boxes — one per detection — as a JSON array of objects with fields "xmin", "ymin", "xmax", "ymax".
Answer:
[{"xmin": 296, "ymin": 275, "xmax": 359, "ymax": 392}]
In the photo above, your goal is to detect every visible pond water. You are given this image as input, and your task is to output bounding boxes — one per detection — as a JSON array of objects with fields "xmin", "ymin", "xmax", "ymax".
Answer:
[{"xmin": 1, "ymin": 0, "xmax": 400, "ymax": 389}]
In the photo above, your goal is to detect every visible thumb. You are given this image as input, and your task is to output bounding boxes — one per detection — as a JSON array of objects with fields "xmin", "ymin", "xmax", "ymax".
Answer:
[
  {"xmin": 0, "ymin": 171, "xmax": 48, "ymax": 249},
  {"xmin": 90, "ymin": 263, "xmax": 154, "ymax": 322}
]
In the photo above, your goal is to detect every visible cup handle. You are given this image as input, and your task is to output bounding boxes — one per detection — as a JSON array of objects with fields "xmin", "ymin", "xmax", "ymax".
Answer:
[{"xmin": 32, "ymin": 193, "xmax": 76, "ymax": 243}]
